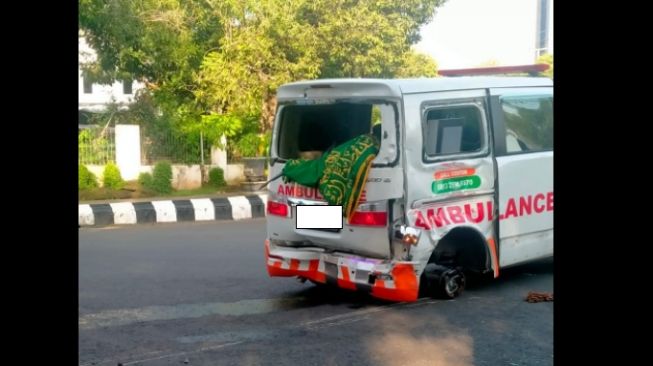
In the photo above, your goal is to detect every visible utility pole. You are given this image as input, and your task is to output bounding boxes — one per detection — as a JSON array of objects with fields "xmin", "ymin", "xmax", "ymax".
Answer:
[{"xmin": 535, "ymin": 0, "xmax": 551, "ymax": 59}]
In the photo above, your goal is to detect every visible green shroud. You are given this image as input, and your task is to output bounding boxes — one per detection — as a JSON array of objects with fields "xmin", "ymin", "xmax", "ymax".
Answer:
[{"xmin": 282, "ymin": 134, "xmax": 379, "ymax": 220}]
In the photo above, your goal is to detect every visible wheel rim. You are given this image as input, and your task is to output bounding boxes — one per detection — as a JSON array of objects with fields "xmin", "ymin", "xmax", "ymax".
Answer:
[
  {"xmin": 445, "ymin": 276, "xmax": 459, "ymax": 296},
  {"xmin": 444, "ymin": 272, "xmax": 464, "ymax": 297}
]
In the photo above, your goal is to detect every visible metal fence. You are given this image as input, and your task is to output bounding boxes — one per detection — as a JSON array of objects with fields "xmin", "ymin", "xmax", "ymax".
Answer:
[
  {"xmin": 78, "ymin": 126, "xmax": 115, "ymax": 165},
  {"xmin": 140, "ymin": 129, "xmax": 210, "ymax": 165},
  {"xmin": 79, "ymin": 124, "xmax": 213, "ymax": 167}
]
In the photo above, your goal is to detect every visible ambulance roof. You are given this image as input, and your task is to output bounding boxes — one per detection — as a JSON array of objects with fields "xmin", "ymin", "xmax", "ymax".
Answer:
[{"xmin": 277, "ymin": 77, "xmax": 552, "ymax": 100}]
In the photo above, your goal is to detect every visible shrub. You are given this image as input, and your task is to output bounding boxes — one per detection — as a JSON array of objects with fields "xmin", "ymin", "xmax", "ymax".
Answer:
[
  {"xmin": 102, "ymin": 162, "xmax": 124, "ymax": 189},
  {"xmin": 138, "ymin": 172, "xmax": 154, "ymax": 191},
  {"xmin": 79, "ymin": 165, "xmax": 98, "ymax": 190},
  {"xmin": 151, "ymin": 161, "xmax": 173, "ymax": 194},
  {"xmin": 208, "ymin": 167, "xmax": 226, "ymax": 188}
]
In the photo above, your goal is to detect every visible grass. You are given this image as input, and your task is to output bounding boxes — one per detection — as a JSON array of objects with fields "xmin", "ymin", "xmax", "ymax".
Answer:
[
  {"xmin": 162, "ymin": 186, "xmax": 225, "ymax": 197},
  {"xmin": 79, "ymin": 187, "xmax": 135, "ymax": 201},
  {"xmin": 79, "ymin": 180, "xmax": 239, "ymax": 202}
]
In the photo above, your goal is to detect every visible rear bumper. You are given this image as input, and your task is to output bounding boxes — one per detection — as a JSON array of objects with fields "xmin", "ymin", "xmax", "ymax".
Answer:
[{"xmin": 265, "ymin": 239, "xmax": 419, "ymax": 302}]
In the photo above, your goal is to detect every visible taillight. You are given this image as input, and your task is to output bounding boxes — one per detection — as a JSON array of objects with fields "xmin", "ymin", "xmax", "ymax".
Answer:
[
  {"xmin": 267, "ymin": 200, "xmax": 289, "ymax": 217},
  {"xmin": 348, "ymin": 201, "xmax": 387, "ymax": 227},
  {"xmin": 348, "ymin": 211, "xmax": 387, "ymax": 227}
]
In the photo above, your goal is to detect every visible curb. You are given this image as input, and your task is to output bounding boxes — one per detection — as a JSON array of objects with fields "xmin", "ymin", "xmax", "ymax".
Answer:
[{"xmin": 79, "ymin": 194, "xmax": 268, "ymax": 227}]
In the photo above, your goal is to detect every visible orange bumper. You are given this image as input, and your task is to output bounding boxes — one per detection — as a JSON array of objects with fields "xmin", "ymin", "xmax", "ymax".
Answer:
[{"xmin": 265, "ymin": 240, "xmax": 419, "ymax": 302}]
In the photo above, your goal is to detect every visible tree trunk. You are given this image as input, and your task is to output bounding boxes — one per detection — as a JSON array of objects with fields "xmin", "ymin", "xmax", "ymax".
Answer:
[{"xmin": 260, "ymin": 92, "xmax": 277, "ymax": 133}]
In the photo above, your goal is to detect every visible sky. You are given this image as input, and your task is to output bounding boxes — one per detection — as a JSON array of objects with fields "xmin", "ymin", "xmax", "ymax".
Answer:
[{"xmin": 415, "ymin": 0, "xmax": 553, "ymax": 69}]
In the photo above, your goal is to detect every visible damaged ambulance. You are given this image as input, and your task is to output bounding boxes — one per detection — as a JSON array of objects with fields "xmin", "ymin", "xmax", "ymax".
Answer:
[{"xmin": 264, "ymin": 75, "xmax": 553, "ymax": 302}]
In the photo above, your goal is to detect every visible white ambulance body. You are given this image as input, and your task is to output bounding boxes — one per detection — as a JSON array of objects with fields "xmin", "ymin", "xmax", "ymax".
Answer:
[{"xmin": 265, "ymin": 76, "xmax": 553, "ymax": 302}]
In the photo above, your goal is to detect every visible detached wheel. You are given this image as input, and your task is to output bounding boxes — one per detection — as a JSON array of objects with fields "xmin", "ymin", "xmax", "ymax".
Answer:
[
  {"xmin": 441, "ymin": 268, "xmax": 466, "ymax": 299},
  {"xmin": 421, "ymin": 263, "xmax": 466, "ymax": 299}
]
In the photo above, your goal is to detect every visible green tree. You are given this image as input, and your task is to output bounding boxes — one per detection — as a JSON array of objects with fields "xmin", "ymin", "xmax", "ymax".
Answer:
[
  {"xmin": 80, "ymin": 0, "xmax": 446, "ymax": 145},
  {"xmin": 79, "ymin": 0, "xmax": 222, "ymax": 104},
  {"xmin": 309, "ymin": 0, "xmax": 443, "ymax": 78},
  {"xmin": 80, "ymin": 1, "xmax": 223, "ymax": 165},
  {"xmin": 195, "ymin": 0, "xmax": 322, "ymax": 132},
  {"xmin": 396, "ymin": 51, "xmax": 439, "ymax": 77},
  {"xmin": 196, "ymin": 0, "xmax": 445, "ymax": 129}
]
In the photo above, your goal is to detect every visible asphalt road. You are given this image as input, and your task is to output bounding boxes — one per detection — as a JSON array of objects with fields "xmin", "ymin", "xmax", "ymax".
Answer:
[{"xmin": 79, "ymin": 219, "xmax": 553, "ymax": 366}]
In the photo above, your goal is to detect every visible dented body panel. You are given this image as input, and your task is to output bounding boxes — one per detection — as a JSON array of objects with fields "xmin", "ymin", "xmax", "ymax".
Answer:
[{"xmin": 265, "ymin": 77, "xmax": 553, "ymax": 302}]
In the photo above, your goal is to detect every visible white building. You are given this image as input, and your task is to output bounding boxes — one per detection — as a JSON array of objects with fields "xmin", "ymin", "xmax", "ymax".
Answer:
[{"xmin": 78, "ymin": 36, "xmax": 146, "ymax": 124}]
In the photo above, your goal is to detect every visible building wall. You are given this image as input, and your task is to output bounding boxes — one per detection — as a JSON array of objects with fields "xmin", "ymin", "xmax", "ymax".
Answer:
[{"xmin": 78, "ymin": 36, "xmax": 146, "ymax": 112}]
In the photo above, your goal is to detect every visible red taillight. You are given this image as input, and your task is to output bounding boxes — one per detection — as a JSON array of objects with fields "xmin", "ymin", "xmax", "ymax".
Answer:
[
  {"xmin": 267, "ymin": 200, "xmax": 289, "ymax": 217},
  {"xmin": 348, "ymin": 211, "xmax": 387, "ymax": 227}
]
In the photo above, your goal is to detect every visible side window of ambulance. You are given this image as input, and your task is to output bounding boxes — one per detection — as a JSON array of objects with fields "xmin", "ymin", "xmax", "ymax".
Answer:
[
  {"xmin": 424, "ymin": 106, "xmax": 483, "ymax": 158},
  {"xmin": 500, "ymin": 95, "xmax": 553, "ymax": 153}
]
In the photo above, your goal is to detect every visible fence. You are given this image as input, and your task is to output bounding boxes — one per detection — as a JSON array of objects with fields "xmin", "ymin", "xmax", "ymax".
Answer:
[
  {"xmin": 79, "ymin": 125, "xmax": 214, "ymax": 166},
  {"xmin": 78, "ymin": 126, "xmax": 116, "ymax": 165},
  {"xmin": 140, "ymin": 129, "xmax": 210, "ymax": 165},
  {"xmin": 78, "ymin": 124, "xmax": 245, "ymax": 187}
]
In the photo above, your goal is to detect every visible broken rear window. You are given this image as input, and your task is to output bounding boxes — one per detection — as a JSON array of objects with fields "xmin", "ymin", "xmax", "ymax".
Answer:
[{"xmin": 276, "ymin": 102, "xmax": 397, "ymax": 164}]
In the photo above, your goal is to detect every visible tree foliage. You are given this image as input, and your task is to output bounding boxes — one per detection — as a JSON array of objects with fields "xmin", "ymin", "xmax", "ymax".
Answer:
[
  {"xmin": 79, "ymin": 0, "xmax": 446, "ymax": 156},
  {"xmin": 395, "ymin": 51, "xmax": 439, "ymax": 78}
]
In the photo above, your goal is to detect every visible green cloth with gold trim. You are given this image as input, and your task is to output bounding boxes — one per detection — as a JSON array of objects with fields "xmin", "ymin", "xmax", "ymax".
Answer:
[{"xmin": 282, "ymin": 134, "xmax": 379, "ymax": 220}]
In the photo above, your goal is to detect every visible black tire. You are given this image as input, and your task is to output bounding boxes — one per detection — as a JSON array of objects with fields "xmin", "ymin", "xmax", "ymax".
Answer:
[
  {"xmin": 420, "ymin": 264, "xmax": 466, "ymax": 299},
  {"xmin": 440, "ymin": 268, "xmax": 466, "ymax": 299}
]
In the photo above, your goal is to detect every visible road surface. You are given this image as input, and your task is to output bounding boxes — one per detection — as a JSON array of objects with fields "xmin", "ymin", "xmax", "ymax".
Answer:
[{"xmin": 79, "ymin": 219, "xmax": 553, "ymax": 366}]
